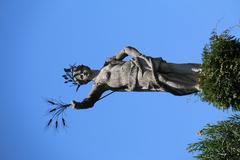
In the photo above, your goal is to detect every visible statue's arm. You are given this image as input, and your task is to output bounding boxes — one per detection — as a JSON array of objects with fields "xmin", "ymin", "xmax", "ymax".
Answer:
[
  {"xmin": 115, "ymin": 46, "xmax": 142, "ymax": 60},
  {"xmin": 106, "ymin": 46, "xmax": 142, "ymax": 63},
  {"xmin": 72, "ymin": 84, "xmax": 107, "ymax": 109}
]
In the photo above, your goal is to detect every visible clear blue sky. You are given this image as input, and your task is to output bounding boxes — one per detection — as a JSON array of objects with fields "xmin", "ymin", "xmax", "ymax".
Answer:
[{"xmin": 1, "ymin": 0, "xmax": 239, "ymax": 160}]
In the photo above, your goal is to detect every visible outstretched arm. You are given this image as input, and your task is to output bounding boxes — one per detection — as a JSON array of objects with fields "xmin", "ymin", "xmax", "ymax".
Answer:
[{"xmin": 71, "ymin": 84, "xmax": 107, "ymax": 109}]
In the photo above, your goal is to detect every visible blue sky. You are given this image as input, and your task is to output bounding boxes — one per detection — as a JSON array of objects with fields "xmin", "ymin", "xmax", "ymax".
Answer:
[{"xmin": 0, "ymin": 0, "xmax": 239, "ymax": 160}]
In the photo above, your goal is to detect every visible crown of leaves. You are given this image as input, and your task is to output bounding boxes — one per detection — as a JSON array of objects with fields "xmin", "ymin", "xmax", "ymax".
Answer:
[{"xmin": 62, "ymin": 64, "xmax": 81, "ymax": 91}]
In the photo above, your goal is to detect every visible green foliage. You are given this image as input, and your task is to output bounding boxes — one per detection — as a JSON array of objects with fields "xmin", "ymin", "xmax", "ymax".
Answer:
[
  {"xmin": 188, "ymin": 114, "xmax": 240, "ymax": 160},
  {"xmin": 199, "ymin": 30, "xmax": 240, "ymax": 111}
]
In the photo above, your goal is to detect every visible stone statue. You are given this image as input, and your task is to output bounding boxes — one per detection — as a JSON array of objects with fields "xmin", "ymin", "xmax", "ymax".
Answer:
[{"xmin": 63, "ymin": 46, "xmax": 201, "ymax": 109}]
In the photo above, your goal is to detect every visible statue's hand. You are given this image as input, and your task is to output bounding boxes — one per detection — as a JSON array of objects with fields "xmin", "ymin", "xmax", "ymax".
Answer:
[
  {"xmin": 71, "ymin": 100, "xmax": 79, "ymax": 109},
  {"xmin": 107, "ymin": 56, "xmax": 117, "ymax": 62},
  {"xmin": 71, "ymin": 99, "xmax": 94, "ymax": 109},
  {"xmin": 104, "ymin": 56, "xmax": 118, "ymax": 66}
]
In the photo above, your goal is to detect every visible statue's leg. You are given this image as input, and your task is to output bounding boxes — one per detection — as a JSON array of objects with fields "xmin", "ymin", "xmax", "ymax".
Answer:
[
  {"xmin": 156, "ymin": 62, "xmax": 201, "ymax": 93},
  {"xmin": 159, "ymin": 63, "xmax": 201, "ymax": 74}
]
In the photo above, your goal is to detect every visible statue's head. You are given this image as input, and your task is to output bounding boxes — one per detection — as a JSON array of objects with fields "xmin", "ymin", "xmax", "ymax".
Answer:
[{"xmin": 63, "ymin": 64, "xmax": 92, "ymax": 91}]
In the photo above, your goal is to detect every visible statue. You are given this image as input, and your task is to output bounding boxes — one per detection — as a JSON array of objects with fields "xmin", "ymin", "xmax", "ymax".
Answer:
[
  {"xmin": 46, "ymin": 46, "xmax": 201, "ymax": 128},
  {"xmin": 63, "ymin": 46, "xmax": 201, "ymax": 109}
]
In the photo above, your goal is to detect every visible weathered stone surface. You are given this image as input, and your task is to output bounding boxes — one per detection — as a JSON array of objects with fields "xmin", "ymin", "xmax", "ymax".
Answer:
[{"xmin": 69, "ymin": 46, "xmax": 200, "ymax": 109}]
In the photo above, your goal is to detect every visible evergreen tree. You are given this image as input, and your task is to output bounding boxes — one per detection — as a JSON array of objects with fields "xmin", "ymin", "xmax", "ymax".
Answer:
[
  {"xmin": 188, "ymin": 114, "xmax": 240, "ymax": 160},
  {"xmin": 199, "ymin": 30, "xmax": 240, "ymax": 111}
]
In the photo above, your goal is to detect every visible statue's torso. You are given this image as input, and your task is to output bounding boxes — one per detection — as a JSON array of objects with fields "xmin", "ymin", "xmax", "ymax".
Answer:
[
  {"xmin": 94, "ymin": 60, "xmax": 161, "ymax": 92},
  {"xmin": 94, "ymin": 61, "xmax": 131, "ymax": 90}
]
